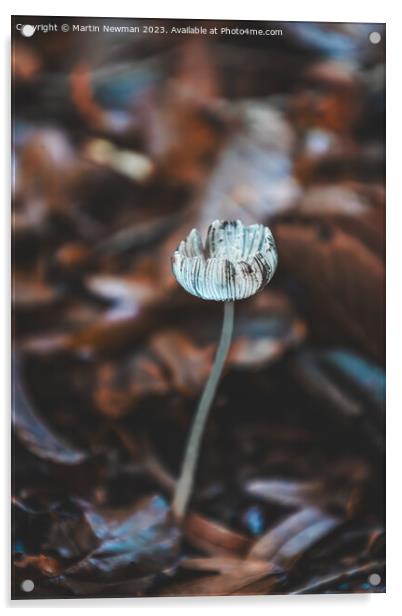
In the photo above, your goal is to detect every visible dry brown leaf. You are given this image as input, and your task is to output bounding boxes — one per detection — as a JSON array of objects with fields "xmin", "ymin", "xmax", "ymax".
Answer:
[
  {"xmin": 275, "ymin": 222, "xmax": 384, "ymax": 362},
  {"xmin": 158, "ymin": 558, "xmax": 281, "ymax": 596},
  {"xmin": 184, "ymin": 512, "xmax": 251, "ymax": 556}
]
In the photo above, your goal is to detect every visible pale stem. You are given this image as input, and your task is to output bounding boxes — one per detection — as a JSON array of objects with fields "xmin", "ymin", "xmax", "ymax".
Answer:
[{"xmin": 172, "ymin": 300, "xmax": 235, "ymax": 521}]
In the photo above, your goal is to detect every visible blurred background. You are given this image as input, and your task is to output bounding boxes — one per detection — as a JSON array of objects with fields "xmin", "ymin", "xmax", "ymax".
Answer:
[{"xmin": 12, "ymin": 18, "xmax": 385, "ymax": 598}]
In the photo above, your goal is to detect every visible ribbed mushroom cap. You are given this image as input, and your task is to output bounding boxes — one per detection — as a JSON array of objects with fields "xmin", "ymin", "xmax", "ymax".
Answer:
[{"xmin": 172, "ymin": 220, "xmax": 278, "ymax": 301}]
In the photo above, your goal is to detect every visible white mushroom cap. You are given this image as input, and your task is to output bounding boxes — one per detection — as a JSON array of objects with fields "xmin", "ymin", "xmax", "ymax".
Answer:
[{"xmin": 172, "ymin": 220, "xmax": 278, "ymax": 301}]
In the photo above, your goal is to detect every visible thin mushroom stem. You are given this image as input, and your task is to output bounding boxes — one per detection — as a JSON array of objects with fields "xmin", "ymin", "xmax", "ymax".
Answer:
[{"xmin": 172, "ymin": 300, "xmax": 235, "ymax": 521}]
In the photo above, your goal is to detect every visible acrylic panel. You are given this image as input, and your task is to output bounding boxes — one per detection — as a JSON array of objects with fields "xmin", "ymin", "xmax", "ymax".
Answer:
[{"xmin": 11, "ymin": 16, "xmax": 385, "ymax": 599}]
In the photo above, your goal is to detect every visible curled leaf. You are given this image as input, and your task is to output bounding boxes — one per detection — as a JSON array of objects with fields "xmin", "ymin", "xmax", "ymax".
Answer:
[
  {"xmin": 13, "ymin": 358, "xmax": 87, "ymax": 465},
  {"xmin": 54, "ymin": 495, "xmax": 181, "ymax": 585},
  {"xmin": 249, "ymin": 507, "xmax": 340, "ymax": 566}
]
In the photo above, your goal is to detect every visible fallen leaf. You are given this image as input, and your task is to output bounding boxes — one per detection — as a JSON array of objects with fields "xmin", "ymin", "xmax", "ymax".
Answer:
[
  {"xmin": 12, "ymin": 357, "xmax": 87, "ymax": 465},
  {"xmin": 245, "ymin": 478, "xmax": 324, "ymax": 508},
  {"xmin": 275, "ymin": 222, "xmax": 384, "ymax": 362},
  {"xmin": 158, "ymin": 558, "xmax": 281, "ymax": 596},
  {"xmin": 184, "ymin": 512, "xmax": 251, "ymax": 556},
  {"xmin": 248, "ymin": 507, "xmax": 340, "ymax": 566},
  {"xmin": 15, "ymin": 554, "xmax": 62, "ymax": 576},
  {"xmin": 195, "ymin": 102, "xmax": 300, "ymax": 232},
  {"xmin": 291, "ymin": 349, "xmax": 385, "ymax": 418},
  {"xmin": 52, "ymin": 495, "xmax": 181, "ymax": 592}
]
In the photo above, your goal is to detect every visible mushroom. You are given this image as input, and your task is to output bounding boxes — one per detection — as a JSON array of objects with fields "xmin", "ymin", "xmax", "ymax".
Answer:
[{"xmin": 171, "ymin": 219, "xmax": 278, "ymax": 520}]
